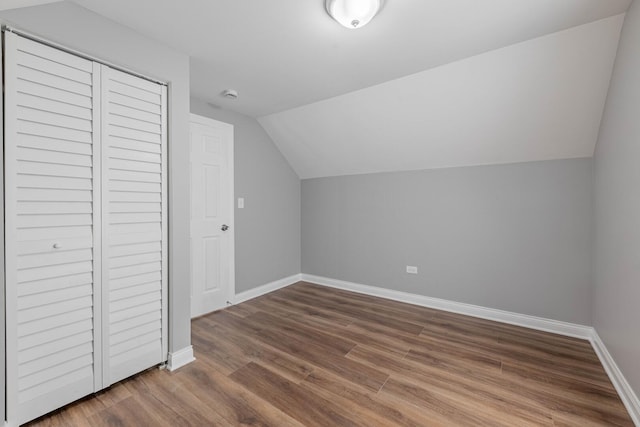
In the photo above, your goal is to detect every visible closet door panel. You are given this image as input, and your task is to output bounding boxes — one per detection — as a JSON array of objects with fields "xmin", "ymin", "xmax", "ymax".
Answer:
[
  {"xmin": 4, "ymin": 32, "xmax": 101, "ymax": 425},
  {"xmin": 102, "ymin": 66, "xmax": 168, "ymax": 386}
]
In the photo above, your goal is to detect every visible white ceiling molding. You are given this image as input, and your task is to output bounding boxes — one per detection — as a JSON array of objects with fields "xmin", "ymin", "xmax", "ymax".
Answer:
[
  {"xmin": 72, "ymin": 0, "xmax": 630, "ymax": 117},
  {"xmin": 0, "ymin": 0, "xmax": 61, "ymax": 11},
  {"xmin": 259, "ymin": 15, "xmax": 625, "ymax": 179}
]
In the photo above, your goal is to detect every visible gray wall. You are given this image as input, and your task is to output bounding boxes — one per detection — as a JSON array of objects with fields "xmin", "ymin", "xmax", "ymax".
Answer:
[
  {"xmin": 0, "ymin": 2, "xmax": 192, "ymax": 353},
  {"xmin": 593, "ymin": 1, "xmax": 640, "ymax": 397},
  {"xmin": 303, "ymin": 158, "xmax": 593, "ymax": 325},
  {"xmin": 191, "ymin": 98, "xmax": 301, "ymax": 293}
]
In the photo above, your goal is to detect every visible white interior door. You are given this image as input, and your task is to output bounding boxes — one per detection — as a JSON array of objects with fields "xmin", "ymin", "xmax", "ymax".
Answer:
[{"xmin": 189, "ymin": 114, "xmax": 234, "ymax": 318}]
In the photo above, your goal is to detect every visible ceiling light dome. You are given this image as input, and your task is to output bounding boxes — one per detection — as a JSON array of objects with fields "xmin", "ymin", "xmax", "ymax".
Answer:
[{"xmin": 325, "ymin": 0, "xmax": 383, "ymax": 29}]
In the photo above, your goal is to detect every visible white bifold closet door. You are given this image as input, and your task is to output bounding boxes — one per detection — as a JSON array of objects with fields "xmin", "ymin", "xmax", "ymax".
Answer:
[
  {"xmin": 101, "ymin": 66, "xmax": 168, "ymax": 386},
  {"xmin": 3, "ymin": 32, "xmax": 167, "ymax": 425}
]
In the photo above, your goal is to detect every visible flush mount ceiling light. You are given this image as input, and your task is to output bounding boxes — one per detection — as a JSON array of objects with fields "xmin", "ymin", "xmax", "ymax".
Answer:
[
  {"xmin": 325, "ymin": 0, "xmax": 383, "ymax": 29},
  {"xmin": 222, "ymin": 89, "xmax": 239, "ymax": 100}
]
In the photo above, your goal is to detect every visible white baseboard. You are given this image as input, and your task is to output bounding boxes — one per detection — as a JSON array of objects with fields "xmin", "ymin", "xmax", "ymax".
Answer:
[
  {"xmin": 169, "ymin": 275, "xmax": 301, "ymax": 373},
  {"xmin": 300, "ymin": 274, "xmax": 593, "ymax": 339},
  {"xmin": 234, "ymin": 273, "xmax": 302, "ymax": 305},
  {"xmin": 167, "ymin": 346, "xmax": 195, "ymax": 371},
  {"xmin": 590, "ymin": 331, "xmax": 640, "ymax": 425}
]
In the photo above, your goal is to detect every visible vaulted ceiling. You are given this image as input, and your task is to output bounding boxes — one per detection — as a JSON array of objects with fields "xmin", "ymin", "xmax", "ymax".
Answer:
[
  {"xmin": 260, "ymin": 15, "xmax": 624, "ymax": 178},
  {"xmin": 4, "ymin": 0, "xmax": 633, "ymax": 178}
]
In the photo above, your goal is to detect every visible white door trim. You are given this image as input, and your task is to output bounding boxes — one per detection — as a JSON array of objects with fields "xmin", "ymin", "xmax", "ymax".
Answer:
[
  {"xmin": 0, "ymin": 29, "xmax": 5, "ymax": 423},
  {"xmin": 189, "ymin": 113, "xmax": 235, "ymax": 316}
]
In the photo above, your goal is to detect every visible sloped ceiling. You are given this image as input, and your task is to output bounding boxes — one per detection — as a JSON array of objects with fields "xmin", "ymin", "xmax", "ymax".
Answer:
[
  {"xmin": 17, "ymin": 0, "xmax": 630, "ymax": 178},
  {"xmin": 0, "ymin": 0, "xmax": 59, "ymax": 11},
  {"xmin": 260, "ymin": 15, "xmax": 625, "ymax": 178}
]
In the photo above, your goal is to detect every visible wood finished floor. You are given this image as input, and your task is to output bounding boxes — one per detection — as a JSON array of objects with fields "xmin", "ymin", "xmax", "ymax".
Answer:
[{"xmin": 26, "ymin": 282, "xmax": 633, "ymax": 426}]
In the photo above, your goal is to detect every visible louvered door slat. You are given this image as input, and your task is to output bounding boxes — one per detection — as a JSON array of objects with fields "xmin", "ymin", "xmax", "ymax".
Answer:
[
  {"xmin": 18, "ymin": 134, "xmax": 93, "ymax": 155},
  {"xmin": 110, "ymin": 202, "xmax": 162, "ymax": 213},
  {"xmin": 18, "ymin": 225, "xmax": 92, "ymax": 241},
  {"xmin": 109, "ymin": 169, "xmax": 162, "ymax": 183},
  {"xmin": 19, "ymin": 161, "xmax": 93, "ymax": 179},
  {"xmin": 109, "ymin": 191, "xmax": 161, "ymax": 203},
  {"xmin": 18, "ymin": 79, "xmax": 92, "ymax": 108},
  {"xmin": 18, "ymin": 308, "xmax": 93, "ymax": 337},
  {"xmin": 18, "ymin": 319, "xmax": 93, "ymax": 352},
  {"xmin": 111, "ymin": 281, "xmax": 162, "ymax": 302},
  {"xmin": 17, "ymin": 214, "xmax": 93, "ymax": 228},
  {"xmin": 17, "ymin": 146, "xmax": 92, "ymax": 166},
  {"xmin": 109, "ymin": 262, "xmax": 162, "ymax": 281},
  {"xmin": 110, "ymin": 300, "xmax": 162, "ymax": 324},
  {"xmin": 15, "ymin": 36, "xmax": 92, "ymax": 71},
  {"xmin": 17, "ymin": 174, "xmax": 93, "ymax": 190},
  {"xmin": 19, "ymin": 296, "xmax": 94, "ymax": 325},
  {"xmin": 17, "ymin": 50, "xmax": 92, "ymax": 84},
  {"xmin": 110, "ymin": 136, "xmax": 162, "ymax": 154},
  {"xmin": 18, "ymin": 121, "xmax": 92, "ymax": 144},
  {"xmin": 18, "ymin": 283, "xmax": 94, "ymax": 310},
  {"xmin": 18, "ymin": 273, "xmax": 94, "ymax": 296},
  {"xmin": 108, "ymin": 80, "xmax": 161, "ymax": 104},
  {"xmin": 110, "ymin": 231, "xmax": 161, "ymax": 246},
  {"xmin": 18, "ymin": 106, "xmax": 93, "ymax": 131},
  {"xmin": 110, "ymin": 252, "xmax": 162, "ymax": 269},
  {"xmin": 18, "ymin": 93, "xmax": 93, "ymax": 121},
  {"xmin": 19, "ymin": 342, "xmax": 94, "ymax": 379},
  {"xmin": 18, "ymin": 248, "xmax": 93, "ymax": 269},
  {"xmin": 17, "ymin": 201, "xmax": 93, "ymax": 215},
  {"xmin": 109, "ymin": 92, "xmax": 161, "ymax": 114},
  {"xmin": 109, "ymin": 125, "xmax": 162, "ymax": 144},
  {"xmin": 110, "ymin": 311, "xmax": 161, "ymax": 335},
  {"xmin": 109, "ymin": 104, "xmax": 161, "ymax": 125},
  {"xmin": 18, "ymin": 188, "xmax": 92, "ymax": 202},
  {"xmin": 17, "ymin": 65, "xmax": 92, "ymax": 97},
  {"xmin": 4, "ymin": 32, "xmax": 101, "ymax": 425},
  {"xmin": 109, "ymin": 180, "xmax": 161, "ymax": 193},
  {"xmin": 109, "ymin": 271, "xmax": 162, "ymax": 291},
  {"xmin": 102, "ymin": 66, "xmax": 168, "ymax": 386},
  {"xmin": 110, "ymin": 241, "xmax": 162, "ymax": 258},
  {"xmin": 109, "ymin": 146, "xmax": 162, "ymax": 163}
]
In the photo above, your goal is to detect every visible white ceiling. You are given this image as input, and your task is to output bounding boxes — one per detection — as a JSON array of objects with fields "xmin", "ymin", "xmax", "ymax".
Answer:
[
  {"xmin": 260, "ymin": 15, "xmax": 624, "ymax": 178},
  {"xmin": 0, "ymin": 0, "xmax": 59, "ymax": 11},
  {"xmin": 6, "ymin": 0, "xmax": 631, "ymax": 178},
  {"xmin": 71, "ymin": 0, "xmax": 630, "ymax": 117}
]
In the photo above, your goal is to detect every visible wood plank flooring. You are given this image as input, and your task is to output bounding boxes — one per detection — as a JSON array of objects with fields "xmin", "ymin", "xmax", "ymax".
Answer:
[{"xmin": 25, "ymin": 282, "xmax": 634, "ymax": 426}]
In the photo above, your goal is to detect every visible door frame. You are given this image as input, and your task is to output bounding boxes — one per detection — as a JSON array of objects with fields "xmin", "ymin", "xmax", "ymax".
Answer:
[
  {"xmin": 0, "ymin": 29, "xmax": 5, "ymax": 423},
  {"xmin": 188, "ymin": 113, "xmax": 235, "ymax": 316}
]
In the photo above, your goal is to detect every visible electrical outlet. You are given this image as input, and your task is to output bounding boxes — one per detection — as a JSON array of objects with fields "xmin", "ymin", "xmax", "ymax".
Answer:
[{"xmin": 406, "ymin": 266, "xmax": 418, "ymax": 274}]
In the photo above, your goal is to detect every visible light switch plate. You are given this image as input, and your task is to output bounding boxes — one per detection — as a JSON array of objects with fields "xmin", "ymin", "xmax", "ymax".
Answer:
[{"xmin": 238, "ymin": 197, "xmax": 245, "ymax": 209}]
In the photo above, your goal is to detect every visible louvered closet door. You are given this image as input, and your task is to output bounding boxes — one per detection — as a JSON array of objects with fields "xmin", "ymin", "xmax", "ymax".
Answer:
[
  {"xmin": 101, "ymin": 66, "xmax": 168, "ymax": 386},
  {"xmin": 3, "ymin": 32, "xmax": 103, "ymax": 425}
]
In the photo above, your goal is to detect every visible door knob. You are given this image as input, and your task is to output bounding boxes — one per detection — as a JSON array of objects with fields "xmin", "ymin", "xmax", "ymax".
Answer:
[{"xmin": 221, "ymin": 224, "xmax": 229, "ymax": 231}]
